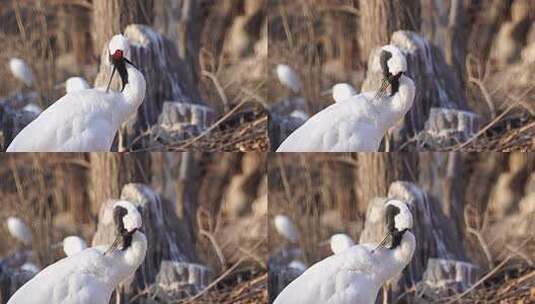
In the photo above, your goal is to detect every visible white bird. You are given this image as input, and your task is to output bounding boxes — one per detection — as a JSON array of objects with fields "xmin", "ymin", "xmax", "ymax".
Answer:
[
  {"xmin": 22, "ymin": 103, "xmax": 43, "ymax": 116},
  {"xmin": 20, "ymin": 263, "xmax": 40, "ymax": 274},
  {"xmin": 332, "ymin": 83, "xmax": 357, "ymax": 103},
  {"xmin": 289, "ymin": 110, "xmax": 309, "ymax": 121},
  {"xmin": 274, "ymin": 200, "xmax": 415, "ymax": 304},
  {"xmin": 276, "ymin": 45, "xmax": 415, "ymax": 152},
  {"xmin": 9, "ymin": 58, "xmax": 34, "ymax": 87},
  {"xmin": 62, "ymin": 236, "xmax": 87, "ymax": 257},
  {"xmin": 274, "ymin": 215, "xmax": 300, "ymax": 243},
  {"xmin": 288, "ymin": 260, "xmax": 307, "ymax": 272},
  {"xmin": 7, "ymin": 34, "xmax": 146, "ymax": 152},
  {"xmin": 6, "ymin": 217, "xmax": 32, "ymax": 246},
  {"xmin": 276, "ymin": 64, "xmax": 302, "ymax": 93},
  {"xmin": 65, "ymin": 77, "xmax": 90, "ymax": 93},
  {"xmin": 8, "ymin": 200, "xmax": 147, "ymax": 304},
  {"xmin": 330, "ymin": 233, "xmax": 355, "ymax": 254}
]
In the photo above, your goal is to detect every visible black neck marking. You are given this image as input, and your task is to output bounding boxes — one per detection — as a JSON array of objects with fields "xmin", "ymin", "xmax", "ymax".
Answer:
[
  {"xmin": 391, "ymin": 229, "xmax": 407, "ymax": 249},
  {"xmin": 389, "ymin": 73, "xmax": 401, "ymax": 96},
  {"xmin": 113, "ymin": 206, "xmax": 135, "ymax": 251},
  {"xmin": 379, "ymin": 50, "xmax": 402, "ymax": 96},
  {"xmin": 110, "ymin": 55, "xmax": 129, "ymax": 92}
]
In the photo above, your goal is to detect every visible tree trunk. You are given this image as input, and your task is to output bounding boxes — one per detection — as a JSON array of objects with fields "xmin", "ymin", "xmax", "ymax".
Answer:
[
  {"xmin": 467, "ymin": 0, "xmax": 514, "ymax": 65},
  {"xmin": 88, "ymin": 153, "xmax": 151, "ymax": 216},
  {"xmin": 355, "ymin": 153, "xmax": 418, "ymax": 213},
  {"xmin": 357, "ymin": 0, "xmax": 421, "ymax": 63},
  {"xmin": 91, "ymin": 0, "xmax": 154, "ymax": 57},
  {"xmin": 153, "ymin": 0, "xmax": 201, "ymax": 100}
]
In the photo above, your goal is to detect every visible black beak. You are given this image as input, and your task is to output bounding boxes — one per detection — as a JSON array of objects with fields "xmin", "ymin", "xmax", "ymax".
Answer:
[
  {"xmin": 105, "ymin": 55, "xmax": 131, "ymax": 93},
  {"xmin": 373, "ymin": 231, "xmax": 392, "ymax": 252}
]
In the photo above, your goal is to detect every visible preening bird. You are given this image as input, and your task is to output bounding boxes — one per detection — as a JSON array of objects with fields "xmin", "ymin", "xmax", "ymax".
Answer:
[
  {"xmin": 274, "ymin": 215, "xmax": 300, "ymax": 243},
  {"xmin": 273, "ymin": 200, "xmax": 415, "ymax": 304},
  {"xmin": 65, "ymin": 77, "xmax": 90, "ymax": 93},
  {"xmin": 276, "ymin": 45, "xmax": 415, "ymax": 152},
  {"xmin": 276, "ymin": 64, "xmax": 302, "ymax": 94},
  {"xmin": 9, "ymin": 58, "xmax": 34, "ymax": 87},
  {"xmin": 7, "ymin": 200, "xmax": 147, "ymax": 304},
  {"xmin": 329, "ymin": 233, "xmax": 355, "ymax": 254},
  {"xmin": 6, "ymin": 217, "xmax": 32, "ymax": 246},
  {"xmin": 7, "ymin": 34, "xmax": 146, "ymax": 152},
  {"xmin": 62, "ymin": 236, "xmax": 87, "ymax": 257}
]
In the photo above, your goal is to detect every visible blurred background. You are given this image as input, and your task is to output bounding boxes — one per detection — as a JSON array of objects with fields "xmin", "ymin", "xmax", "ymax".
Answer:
[
  {"xmin": 268, "ymin": 0, "xmax": 535, "ymax": 151},
  {"xmin": 0, "ymin": 0, "xmax": 268, "ymax": 151},
  {"xmin": 268, "ymin": 153, "xmax": 535, "ymax": 303},
  {"xmin": 0, "ymin": 153, "xmax": 267, "ymax": 304}
]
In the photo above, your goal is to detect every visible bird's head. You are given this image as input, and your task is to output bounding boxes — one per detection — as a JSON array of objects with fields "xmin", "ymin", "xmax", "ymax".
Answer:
[
  {"xmin": 375, "ymin": 45, "xmax": 408, "ymax": 99},
  {"xmin": 375, "ymin": 199, "xmax": 413, "ymax": 250},
  {"xmin": 106, "ymin": 200, "xmax": 143, "ymax": 254},
  {"xmin": 106, "ymin": 34, "xmax": 134, "ymax": 93}
]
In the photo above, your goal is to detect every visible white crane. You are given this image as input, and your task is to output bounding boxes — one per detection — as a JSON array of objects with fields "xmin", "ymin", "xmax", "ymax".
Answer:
[
  {"xmin": 6, "ymin": 217, "xmax": 33, "ymax": 246},
  {"xmin": 276, "ymin": 64, "xmax": 302, "ymax": 94},
  {"xmin": 273, "ymin": 200, "xmax": 415, "ymax": 304},
  {"xmin": 65, "ymin": 77, "xmax": 90, "ymax": 93},
  {"xmin": 332, "ymin": 83, "xmax": 357, "ymax": 103},
  {"xmin": 6, "ymin": 34, "xmax": 146, "ymax": 152},
  {"xmin": 274, "ymin": 214, "xmax": 299, "ymax": 243},
  {"xmin": 8, "ymin": 200, "xmax": 147, "ymax": 304},
  {"xmin": 276, "ymin": 45, "xmax": 415, "ymax": 152},
  {"xmin": 62, "ymin": 236, "xmax": 87, "ymax": 257},
  {"xmin": 9, "ymin": 58, "xmax": 34, "ymax": 87},
  {"xmin": 329, "ymin": 233, "xmax": 355, "ymax": 254}
]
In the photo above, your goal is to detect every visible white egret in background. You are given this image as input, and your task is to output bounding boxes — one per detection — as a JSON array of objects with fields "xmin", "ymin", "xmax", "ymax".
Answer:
[
  {"xmin": 20, "ymin": 263, "xmax": 40, "ymax": 274},
  {"xmin": 6, "ymin": 217, "xmax": 32, "ymax": 246},
  {"xmin": 276, "ymin": 64, "xmax": 302, "ymax": 94},
  {"xmin": 330, "ymin": 233, "xmax": 355, "ymax": 254},
  {"xmin": 277, "ymin": 45, "xmax": 415, "ymax": 152},
  {"xmin": 274, "ymin": 214, "xmax": 299, "ymax": 243},
  {"xmin": 9, "ymin": 58, "xmax": 34, "ymax": 87},
  {"xmin": 22, "ymin": 103, "xmax": 43, "ymax": 116},
  {"xmin": 288, "ymin": 260, "xmax": 307, "ymax": 273},
  {"xmin": 62, "ymin": 236, "xmax": 87, "ymax": 257},
  {"xmin": 65, "ymin": 77, "xmax": 90, "ymax": 93},
  {"xmin": 7, "ymin": 34, "xmax": 146, "ymax": 152},
  {"xmin": 274, "ymin": 200, "xmax": 415, "ymax": 304},
  {"xmin": 332, "ymin": 83, "xmax": 357, "ymax": 103},
  {"xmin": 289, "ymin": 110, "xmax": 309, "ymax": 121},
  {"xmin": 8, "ymin": 201, "xmax": 147, "ymax": 304}
]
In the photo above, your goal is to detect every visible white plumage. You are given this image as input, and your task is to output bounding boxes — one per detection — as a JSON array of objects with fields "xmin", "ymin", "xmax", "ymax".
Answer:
[
  {"xmin": 276, "ymin": 45, "xmax": 415, "ymax": 152},
  {"xmin": 65, "ymin": 77, "xmax": 90, "ymax": 93},
  {"xmin": 288, "ymin": 260, "xmax": 307, "ymax": 272},
  {"xmin": 22, "ymin": 103, "xmax": 43, "ymax": 116},
  {"xmin": 276, "ymin": 64, "xmax": 302, "ymax": 93},
  {"xmin": 6, "ymin": 217, "xmax": 32, "ymax": 246},
  {"xmin": 62, "ymin": 236, "xmax": 87, "ymax": 257},
  {"xmin": 9, "ymin": 58, "xmax": 34, "ymax": 87},
  {"xmin": 8, "ymin": 200, "xmax": 147, "ymax": 304},
  {"xmin": 20, "ymin": 263, "xmax": 40, "ymax": 274},
  {"xmin": 274, "ymin": 215, "xmax": 299, "ymax": 243},
  {"xmin": 274, "ymin": 200, "xmax": 416, "ymax": 304},
  {"xmin": 332, "ymin": 83, "xmax": 357, "ymax": 103},
  {"xmin": 329, "ymin": 233, "xmax": 355, "ymax": 254},
  {"xmin": 7, "ymin": 34, "xmax": 146, "ymax": 152}
]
